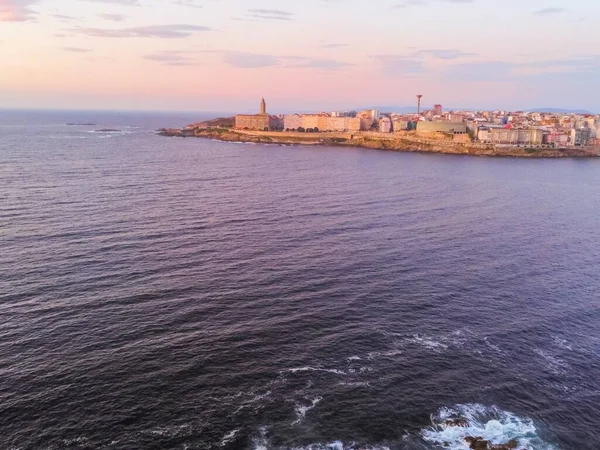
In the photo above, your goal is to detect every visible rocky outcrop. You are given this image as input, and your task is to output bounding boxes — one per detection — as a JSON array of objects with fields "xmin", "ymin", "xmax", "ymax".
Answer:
[
  {"xmin": 444, "ymin": 418, "xmax": 469, "ymax": 427},
  {"xmin": 465, "ymin": 436, "xmax": 519, "ymax": 450}
]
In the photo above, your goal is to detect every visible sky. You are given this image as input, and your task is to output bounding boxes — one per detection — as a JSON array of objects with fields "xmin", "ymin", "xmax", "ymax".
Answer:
[{"xmin": 0, "ymin": 0, "xmax": 599, "ymax": 112}]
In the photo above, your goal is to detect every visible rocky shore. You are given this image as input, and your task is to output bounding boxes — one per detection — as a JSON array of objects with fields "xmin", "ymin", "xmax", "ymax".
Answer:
[
  {"xmin": 438, "ymin": 418, "xmax": 523, "ymax": 450},
  {"xmin": 158, "ymin": 126, "xmax": 599, "ymax": 159}
]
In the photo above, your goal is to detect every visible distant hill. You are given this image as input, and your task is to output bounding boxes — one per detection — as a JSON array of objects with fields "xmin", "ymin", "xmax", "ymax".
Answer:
[
  {"xmin": 354, "ymin": 106, "xmax": 473, "ymax": 113},
  {"xmin": 186, "ymin": 116, "xmax": 235, "ymax": 128},
  {"xmin": 527, "ymin": 108, "xmax": 595, "ymax": 114},
  {"xmin": 354, "ymin": 106, "xmax": 417, "ymax": 113},
  {"xmin": 357, "ymin": 106, "xmax": 596, "ymax": 114}
]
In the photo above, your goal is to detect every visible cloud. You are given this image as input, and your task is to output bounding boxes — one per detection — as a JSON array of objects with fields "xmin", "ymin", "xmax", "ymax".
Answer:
[
  {"xmin": 534, "ymin": 8, "xmax": 566, "ymax": 16},
  {"xmin": 159, "ymin": 49, "xmax": 350, "ymax": 70},
  {"xmin": 393, "ymin": 0, "xmax": 473, "ymax": 8},
  {"xmin": 80, "ymin": 0, "xmax": 140, "ymax": 4},
  {"xmin": 417, "ymin": 49, "xmax": 479, "ymax": 59},
  {"xmin": 285, "ymin": 56, "xmax": 351, "ymax": 69},
  {"xmin": 443, "ymin": 61, "xmax": 514, "ymax": 82},
  {"xmin": 392, "ymin": 0, "xmax": 426, "ymax": 8},
  {"xmin": 245, "ymin": 8, "xmax": 294, "ymax": 20},
  {"xmin": 72, "ymin": 24, "xmax": 211, "ymax": 38},
  {"xmin": 220, "ymin": 52, "xmax": 350, "ymax": 70},
  {"xmin": 445, "ymin": 57, "xmax": 600, "ymax": 85},
  {"xmin": 143, "ymin": 50, "xmax": 198, "ymax": 66},
  {"xmin": 372, "ymin": 54, "xmax": 426, "ymax": 75},
  {"xmin": 172, "ymin": 0, "xmax": 203, "ymax": 8},
  {"xmin": 372, "ymin": 48, "xmax": 477, "ymax": 75},
  {"xmin": 0, "ymin": 0, "xmax": 39, "ymax": 21},
  {"xmin": 223, "ymin": 52, "xmax": 281, "ymax": 68},
  {"xmin": 400, "ymin": 55, "xmax": 600, "ymax": 84},
  {"xmin": 98, "ymin": 13, "xmax": 127, "ymax": 21},
  {"xmin": 52, "ymin": 13, "xmax": 78, "ymax": 21},
  {"xmin": 62, "ymin": 47, "xmax": 92, "ymax": 53},
  {"xmin": 321, "ymin": 43, "xmax": 348, "ymax": 48}
]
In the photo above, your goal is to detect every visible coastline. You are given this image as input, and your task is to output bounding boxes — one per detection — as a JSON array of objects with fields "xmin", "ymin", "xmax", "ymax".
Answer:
[{"xmin": 157, "ymin": 127, "xmax": 600, "ymax": 159}]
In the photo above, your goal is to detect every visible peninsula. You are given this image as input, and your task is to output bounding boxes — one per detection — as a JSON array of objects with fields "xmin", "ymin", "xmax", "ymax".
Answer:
[
  {"xmin": 159, "ymin": 98, "xmax": 600, "ymax": 158},
  {"xmin": 158, "ymin": 126, "xmax": 599, "ymax": 159}
]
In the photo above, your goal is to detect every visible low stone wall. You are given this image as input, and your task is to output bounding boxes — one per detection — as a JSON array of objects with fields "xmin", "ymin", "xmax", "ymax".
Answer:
[{"xmin": 234, "ymin": 129, "xmax": 353, "ymax": 140}]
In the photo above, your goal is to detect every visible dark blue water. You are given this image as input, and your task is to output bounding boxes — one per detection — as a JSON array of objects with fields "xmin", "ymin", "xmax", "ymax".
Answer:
[{"xmin": 1, "ymin": 110, "xmax": 600, "ymax": 450}]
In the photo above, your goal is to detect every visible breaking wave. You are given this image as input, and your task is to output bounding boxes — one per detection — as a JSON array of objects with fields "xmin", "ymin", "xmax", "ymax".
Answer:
[
  {"xmin": 422, "ymin": 404, "xmax": 558, "ymax": 449},
  {"xmin": 292, "ymin": 396, "xmax": 322, "ymax": 425},
  {"xmin": 253, "ymin": 439, "xmax": 391, "ymax": 450}
]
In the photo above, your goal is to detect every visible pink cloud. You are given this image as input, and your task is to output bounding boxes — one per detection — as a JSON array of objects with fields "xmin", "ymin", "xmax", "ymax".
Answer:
[{"xmin": 0, "ymin": 0, "xmax": 38, "ymax": 22}]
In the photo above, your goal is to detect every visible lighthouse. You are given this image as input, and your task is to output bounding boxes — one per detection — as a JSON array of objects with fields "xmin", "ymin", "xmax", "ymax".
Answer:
[{"xmin": 260, "ymin": 98, "xmax": 266, "ymax": 115}]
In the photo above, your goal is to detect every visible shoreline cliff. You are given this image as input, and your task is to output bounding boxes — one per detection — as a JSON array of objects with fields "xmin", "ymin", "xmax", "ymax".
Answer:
[{"xmin": 157, "ymin": 127, "xmax": 599, "ymax": 159}]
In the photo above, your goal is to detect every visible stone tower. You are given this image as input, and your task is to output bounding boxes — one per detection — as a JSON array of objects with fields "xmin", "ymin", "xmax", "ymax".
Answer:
[{"xmin": 260, "ymin": 98, "xmax": 266, "ymax": 115}]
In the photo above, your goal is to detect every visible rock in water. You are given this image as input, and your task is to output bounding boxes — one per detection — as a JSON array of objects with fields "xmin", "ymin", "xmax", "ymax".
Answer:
[
  {"xmin": 444, "ymin": 417, "xmax": 469, "ymax": 427},
  {"xmin": 465, "ymin": 436, "xmax": 489, "ymax": 449},
  {"xmin": 465, "ymin": 436, "xmax": 521, "ymax": 450}
]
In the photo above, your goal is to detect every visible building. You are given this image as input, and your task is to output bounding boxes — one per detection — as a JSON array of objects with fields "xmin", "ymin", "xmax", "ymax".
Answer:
[
  {"xmin": 571, "ymin": 128, "xmax": 592, "ymax": 146},
  {"xmin": 433, "ymin": 104, "xmax": 443, "ymax": 116},
  {"xmin": 379, "ymin": 117, "xmax": 392, "ymax": 133},
  {"xmin": 284, "ymin": 114, "xmax": 302, "ymax": 130},
  {"xmin": 356, "ymin": 109, "xmax": 380, "ymax": 131},
  {"xmin": 392, "ymin": 119, "xmax": 410, "ymax": 131},
  {"xmin": 283, "ymin": 114, "xmax": 361, "ymax": 132},
  {"xmin": 301, "ymin": 114, "xmax": 320, "ymax": 130},
  {"xmin": 477, "ymin": 127, "xmax": 543, "ymax": 145},
  {"xmin": 331, "ymin": 111, "xmax": 356, "ymax": 118},
  {"xmin": 235, "ymin": 98, "xmax": 272, "ymax": 130},
  {"xmin": 416, "ymin": 121, "xmax": 467, "ymax": 134}
]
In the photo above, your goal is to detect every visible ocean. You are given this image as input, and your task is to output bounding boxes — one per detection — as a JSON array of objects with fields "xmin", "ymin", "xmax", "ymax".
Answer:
[{"xmin": 1, "ymin": 110, "xmax": 600, "ymax": 449}]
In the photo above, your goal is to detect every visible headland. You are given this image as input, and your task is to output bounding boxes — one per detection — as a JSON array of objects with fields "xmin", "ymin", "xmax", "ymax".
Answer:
[{"xmin": 158, "ymin": 124, "xmax": 599, "ymax": 159}]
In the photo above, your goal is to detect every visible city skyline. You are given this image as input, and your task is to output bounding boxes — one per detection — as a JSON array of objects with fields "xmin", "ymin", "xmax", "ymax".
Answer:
[{"xmin": 1, "ymin": 0, "xmax": 599, "ymax": 112}]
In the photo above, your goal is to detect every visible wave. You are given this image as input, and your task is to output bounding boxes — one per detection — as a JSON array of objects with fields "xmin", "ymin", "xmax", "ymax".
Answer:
[
  {"xmin": 283, "ymin": 366, "xmax": 347, "ymax": 375},
  {"xmin": 88, "ymin": 129, "xmax": 123, "ymax": 134},
  {"xmin": 253, "ymin": 439, "xmax": 391, "ymax": 450},
  {"xmin": 49, "ymin": 135, "xmax": 89, "ymax": 139},
  {"xmin": 533, "ymin": 348, "xmax": 569, "ymax": 376},
  {"xmin": 293, "ymin": 396, "xmax": 322, "ymax": 425},
  {"xmin": 552, "ymin": 336, "xmax": 573, "ymax": 352},
  {"xmin": 210, "ymin": 138, "xmax": 258, "ymax": 145},
  {"xmin": 422, "ymin": 403, "xmax": 558, "ymax": 450},
  {"xmin": 221, "ymin": 428, "xmax": 239, "ymax": 446}
]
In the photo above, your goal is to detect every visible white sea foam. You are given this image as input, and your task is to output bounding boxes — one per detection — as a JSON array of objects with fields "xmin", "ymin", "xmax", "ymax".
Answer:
[
  {"xmin": 88, "ymin": 130, "xmax": 123, "ymax": 134},
  {"xmin": 422, "ymin": 403, "xmax": 558, "ymax": 450},
  {"xmin": 552, "ymin": 336, "xmax": 573, "ymax": 352},
  {"xmin": 252, "ymin": 426, "xmax": 269, "ymax": 450},
  {"xmin": 49, "ymin": 135, "xmax": 89, "ymax": 139},
  {"xmin": 143, "ymin": 424, "xmax": 192, "ymax": 438},
  {"xmin": 233, "ymin": 390, "xmax": 272, "ymax": 414},
  {"xmin": 284, "ymin": 366, "xmax": 347, "ymax": 375},
  {"xmin": 221, "ymin": 428, "xmax": 239, "ymax": 446},
  {"xmin": 366, "ymin": 349, "xmax": 403, "ymax": 360},
  {"xmin": 483, "ymin": 336, "xmax": 504, "ymax": 354},
  {"xmin": 251, "ymin": 429, "xmax": 393, "ymax": 450},
  {"xmin": 293, "ymin": 396, "xmax": 322, "ymax": 425},
  {"xmin": 338, "ymin": 381, "xmax": 370, "ymax": 387},
  {"xmin": 288, "ymin": 442, "xmax": 390, "ymax": 450},
  {"xmin": 62, "ymin": 436, "xmax": 89, "ymax": 445},
  {"xmin": 534, "ymin": 348, "xmax": 569, "ymax": 376},
  {"xmin": 406, "ymin": 335, "xmax": 449, "ymax": 352}
]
